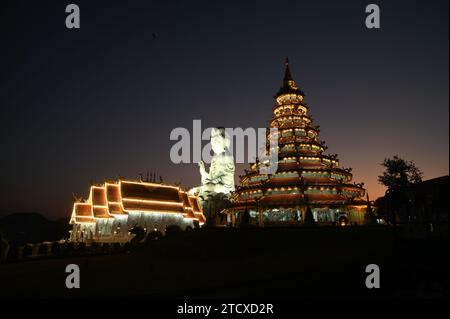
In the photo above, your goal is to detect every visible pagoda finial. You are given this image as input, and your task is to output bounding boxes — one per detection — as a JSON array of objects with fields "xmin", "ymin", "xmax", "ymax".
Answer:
[
  {"xmin": 283, "ymin": 57, "xmax": 293, "ymax": 82},
  {"xmin": 275, "ymin": 57, "xmax": 304, "ymax": 97}
]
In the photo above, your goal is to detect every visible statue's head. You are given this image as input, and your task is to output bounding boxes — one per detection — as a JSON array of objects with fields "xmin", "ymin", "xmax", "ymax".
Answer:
[{"xmin": 211, "ymin": 127, "xmax": 230, "ymax": 155}]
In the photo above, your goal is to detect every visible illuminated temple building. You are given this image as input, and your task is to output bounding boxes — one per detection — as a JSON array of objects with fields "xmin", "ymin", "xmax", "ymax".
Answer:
[
  {"xmin": 70, "ymin": 180, "xmax": 205, "ymax": 243},
  {"xmin": 227, "ymin": 59, "xmax": 367, "ymax": 226}
]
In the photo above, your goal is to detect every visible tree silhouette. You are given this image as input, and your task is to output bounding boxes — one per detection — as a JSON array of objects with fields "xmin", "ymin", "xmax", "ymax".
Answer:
[
  {"xmin": 303, "ymin": 205, "xmax": 316, "ymax": 226},
  {"xmin": 129, "ymin": 226, "xmax": 146, "ymax": 246},
  {"xmin": 364, "ymin": 201, "xmax": 377, "ymax": 225},
  {"xmin": 378, "ymin": 156, "xmax": 423, "ymax": 225},
  {"xmin": 378, "ymin": 156, "xmax": 422, "ymax": 191}
]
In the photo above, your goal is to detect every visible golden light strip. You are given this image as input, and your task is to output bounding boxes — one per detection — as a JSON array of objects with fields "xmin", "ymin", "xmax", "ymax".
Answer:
[
  {"xmin": 75, "ymin": 220, "xmax": 96, "ymax": 224},
  {"xmin": 126, "ymin": 210, "xmax": 184, "ymax": 215},
  {"xmin": 120, "ymin": 180, "xmax": 180, "ymax": 191},
  {"xmin": 122, "ymin": 198, "xmax": 183, "ymax": 206}
]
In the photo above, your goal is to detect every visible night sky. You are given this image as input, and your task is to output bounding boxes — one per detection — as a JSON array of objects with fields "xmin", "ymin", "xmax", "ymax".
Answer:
[{"xmin": 1, "ymin": 0, "xmax": 448, "ymax": 219}]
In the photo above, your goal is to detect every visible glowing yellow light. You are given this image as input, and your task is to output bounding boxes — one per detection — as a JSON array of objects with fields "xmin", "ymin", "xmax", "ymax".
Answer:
[
  {"xmin": 120, "ymin": 180, "xmax": 180, "ymax": 191},
  {"xmin": 122, "ymin": 198, "xmax": 183, "ymax": 206}
]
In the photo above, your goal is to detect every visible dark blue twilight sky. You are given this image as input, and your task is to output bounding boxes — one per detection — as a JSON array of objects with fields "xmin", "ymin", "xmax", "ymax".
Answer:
[{"xmin": 0, "ymin": 0, "xmax": 448, "ymax": 219}]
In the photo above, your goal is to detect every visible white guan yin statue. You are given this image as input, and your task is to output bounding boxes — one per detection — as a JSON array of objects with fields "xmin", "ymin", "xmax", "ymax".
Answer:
[{"xmin": 189, "ymin": 127, "xmax": 235, "ymax": 202}]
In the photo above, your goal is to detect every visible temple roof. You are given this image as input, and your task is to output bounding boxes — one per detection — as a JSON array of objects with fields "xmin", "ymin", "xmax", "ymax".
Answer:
[
  {"xmin": 106, "ymin": 183, "xmax": 122, "ymax": 202},
  {"xmin": 179, "ymin": 191, "xmax": 196, "ymax": 219},
  {"xmin": 91, "ymin": 186, "xmax": 108, "ymax": 206},
  {"xmin": 188, "ymin": 196, "xmax": 202, "ymax": 213},
  {"xmin": 120, "ymin": 181, "xmax": 185, "ymax": 213},
  {"xmin": 93, "ymin": 206, "xmax": 113, "ymax": 219},
  {"xmin": 71, "ymin": 203, "xmax": 96, "ymax": 223},
  {"xmin": 120, "ymin": 181, "xmax": 180, "ymax": 202},
  {"xmin": 188, "ymin": 195, "xmax": 206, "ymax": 224},
  {"xmin": 105, "ymin": 183, "xmax": 127, "ymax": 215},
  {"xmin": 90, "ymin": 186, "xmax": 114, "ymax": 218},
  {"xmin": 71, "ymin": 179, "xmax": 206, "ymax": 223},
  {"xmin": 122, "ymin": 199, "xmax": 184, "ymax": 214},
  {"xmin": 108, "ymin": 203, "xmax": 126, "ymax": 215},
  {"xmin": 180, "ymin": 191, "xmax": 191, "ymax": 207}
]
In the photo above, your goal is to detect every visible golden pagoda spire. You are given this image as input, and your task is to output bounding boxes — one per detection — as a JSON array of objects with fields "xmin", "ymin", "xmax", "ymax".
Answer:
[
  {"xmin": 283, "ymin": 57, "xmax": 294, "ymax": 83},
  {"xmin": 276, "ymin": 57, "xmax": 302, "ymax": 96}
]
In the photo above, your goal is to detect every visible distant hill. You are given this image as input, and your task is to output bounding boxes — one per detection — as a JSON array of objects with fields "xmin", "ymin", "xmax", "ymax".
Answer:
[{"xmin": 0, "ymin": 212, "xmax": 70, "ymax": 246}]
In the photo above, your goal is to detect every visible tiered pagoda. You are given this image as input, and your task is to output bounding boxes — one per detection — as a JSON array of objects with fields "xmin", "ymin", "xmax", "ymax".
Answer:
[{"xmin": 227, "ymin": 58, "xmax": 367, "ymax": 226}]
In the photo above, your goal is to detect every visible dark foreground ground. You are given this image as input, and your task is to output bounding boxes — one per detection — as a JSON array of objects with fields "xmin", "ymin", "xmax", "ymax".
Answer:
[{"xmin": 0, "ymin": 227, "xmax": 448, "ymax": 299}]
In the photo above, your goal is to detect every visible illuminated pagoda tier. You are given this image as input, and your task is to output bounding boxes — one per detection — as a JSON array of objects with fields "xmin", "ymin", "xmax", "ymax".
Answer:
[
  {"xmin": 70, "ymin": 180, "xmax": 205, "ymax": 243},
  {"xmin": 228, "ymin": 58, "xmax": 367, "ymax": 226}
]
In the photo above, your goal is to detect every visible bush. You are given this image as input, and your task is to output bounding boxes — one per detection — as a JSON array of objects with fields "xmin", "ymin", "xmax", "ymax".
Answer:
[
  {"xmin": 165, "ymin": 225, "xmax": 182, "ymax": 236},
  {"xmin": 51, "ymin": 242, "xmax": 61, "ymax": 256},
  {"xmin": 8, "ymin": 244, "xmax": 20, "ymax": 261},
  {"xmin": 77, "ymin": 242, "xmax": 86, "ymax": 254},
  {"xmin": 62, "ymin": 242, "xmax": 75, "ymax": 256},
  {"xmin": 102, "ymin": 243, "xmax": 111, "ymax": 254},
  {"xmin": 123, "ymin": 242, "xmax": 131, "ymax": 252},
  {"xmin": 90, "ymin": 242, "xmax": 99, "ymax": 254},
  {"xmin": 112, "ymin": 242, "xmax": 122, "ymax": 253},
  {"xmin": 145, "ymin": 230, "xmax": 163, "ymax": 243},
  {"xmin": 38, "ymin": 243, "xmax": 49, "ymax": 256},
  {"xmin": 22, "ymin": 244, "xmax": 34, "ymax": 258},
  {"xmin": 193, "ymin": 220, "xmax": 200, "ymax": 229}
]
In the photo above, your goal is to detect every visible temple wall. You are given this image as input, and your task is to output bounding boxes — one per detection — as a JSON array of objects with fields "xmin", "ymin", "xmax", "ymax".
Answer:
[
  {"xmin": 95, "ymin": 219, "xmax": 114, "ymax": 238},
  {"xmin": 70, "ymin": 212, "xmax": 196, "ymax": 243},
  {"xmin": 313, "ymin": 208, "xmax": 338, "ymax": 223},
  {"xmin": 70, "ymin": 223, "xmax": 96, "ymax": 242},
  {"xmin": 111, "ymin": 215, "xmax": 129, "ymax": 237},
  {"xmin": 347, "ymin": 207, "xmax": 366, "ymax": 225},
  {"xmin": 231, "ymin": 206, "xmax": 367, "ymax": 226},
  {"xmin": 127, "ymin": 212, "xmax": 195, "ymax": 234}
]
